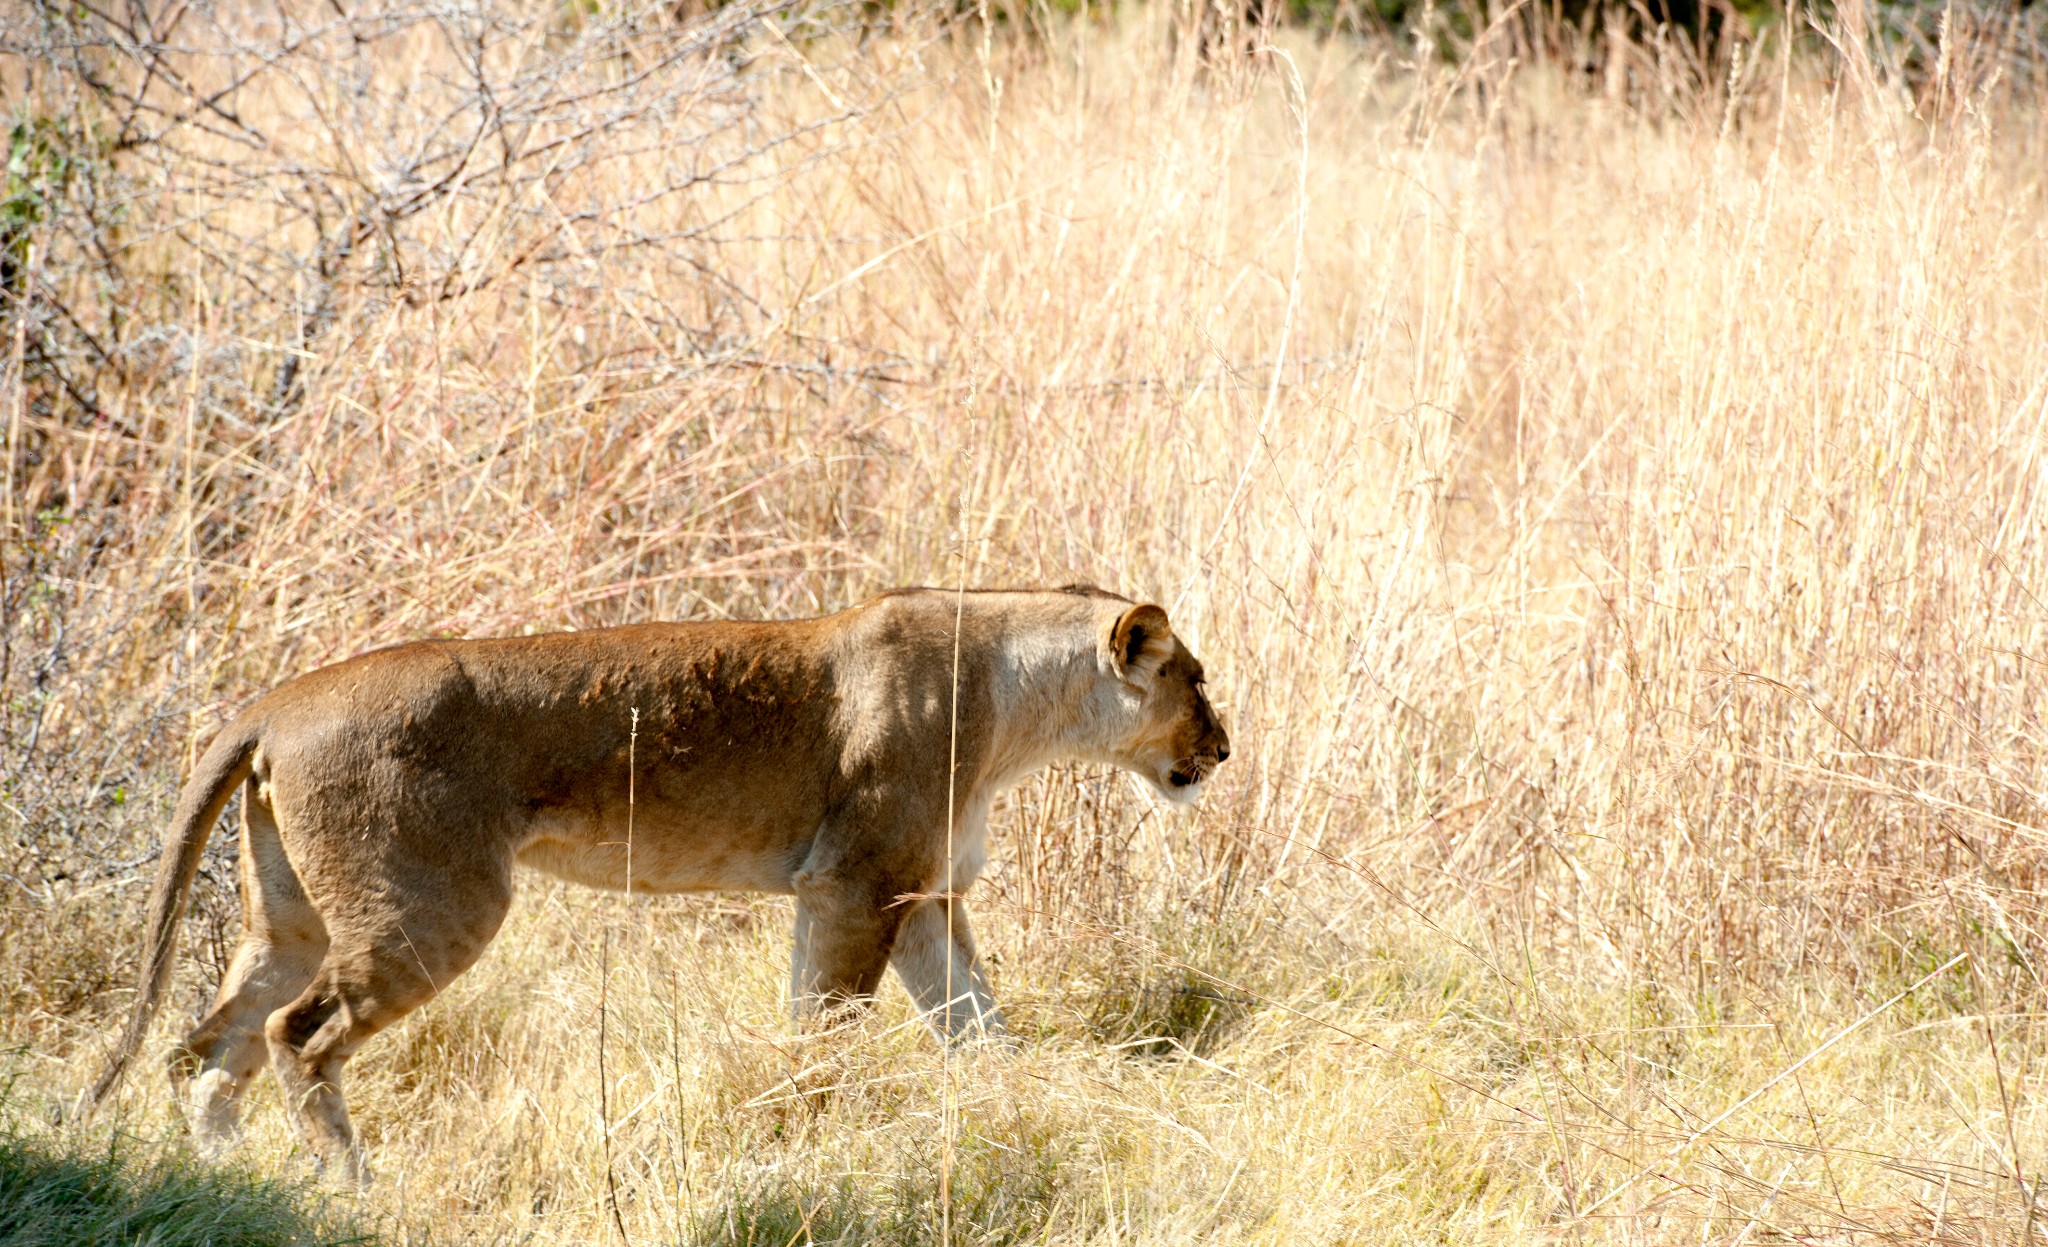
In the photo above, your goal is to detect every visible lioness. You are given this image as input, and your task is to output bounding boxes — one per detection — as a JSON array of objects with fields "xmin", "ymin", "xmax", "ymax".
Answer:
[{"xmin": 88, "ymin": 586, "xmax": 1228, "ymax": 1184}]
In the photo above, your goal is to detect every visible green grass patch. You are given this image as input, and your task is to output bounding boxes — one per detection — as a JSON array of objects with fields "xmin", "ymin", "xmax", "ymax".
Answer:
[{"xmin": 0, "ymin": 1126, "xmax": 372, "ymax": 1247}]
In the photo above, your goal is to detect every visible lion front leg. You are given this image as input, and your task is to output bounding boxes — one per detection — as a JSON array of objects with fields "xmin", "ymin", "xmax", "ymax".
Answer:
[
  {"xmin": 787, "ymin": 867, "xmax": 908, "ymax": 1024},
  {"xmin": 891, "ymin": 896, "xmax": 1007, "ymax": 1041}
]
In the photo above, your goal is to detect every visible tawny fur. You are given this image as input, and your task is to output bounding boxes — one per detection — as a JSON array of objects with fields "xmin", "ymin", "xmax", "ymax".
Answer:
[{"xmin": 86, "ymin": 587, "xmax": 1229, "ymax": 1185}]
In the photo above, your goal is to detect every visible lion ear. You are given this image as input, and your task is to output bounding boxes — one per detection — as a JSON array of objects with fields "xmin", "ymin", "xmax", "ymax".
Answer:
[{"xmin": 1106, "ymin": 604, "xmax": 1175, "ymax": 681}]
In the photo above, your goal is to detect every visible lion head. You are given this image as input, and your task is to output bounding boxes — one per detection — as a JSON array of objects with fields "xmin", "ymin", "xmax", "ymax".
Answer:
[{"xmin": 1098, "ymin": 602, "xmax": 1230, "ymax": 808}]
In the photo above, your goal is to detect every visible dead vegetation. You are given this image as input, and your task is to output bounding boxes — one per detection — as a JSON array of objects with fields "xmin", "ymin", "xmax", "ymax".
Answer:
[{"xmin": 5, "ymin": 0, "xmax": 2048, "ymax": 1241}]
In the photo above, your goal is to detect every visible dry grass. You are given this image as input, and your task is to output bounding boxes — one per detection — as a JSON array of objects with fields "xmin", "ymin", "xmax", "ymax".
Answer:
[{"xmin": 7, "ymin": 2, "xmax": 2048, "ymax": 1242}]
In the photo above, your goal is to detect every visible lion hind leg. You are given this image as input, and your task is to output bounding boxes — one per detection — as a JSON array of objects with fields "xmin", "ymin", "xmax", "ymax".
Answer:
[
  {"xmin": 264, "ymin": 981, "xmax": 379, "ymax": 1188},
  {"xmin": 263, "ymin": 941, "xmax": 442, "ymax": 1189},
  {"xmin": 890, "ymin": 897, "xmax": 1007, "ymax": 1041},
  {"xmin": 264, "ymin": 874, "xmax": 512, "ymax": 1188},
  {"xmin": 173, "ymin": 785, "xmax": 326, "ymax": 1152}
]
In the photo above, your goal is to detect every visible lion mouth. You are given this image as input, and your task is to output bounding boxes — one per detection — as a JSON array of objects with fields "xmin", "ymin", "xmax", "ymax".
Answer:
[{"xmin": 1130, "ymin": 764, "xmax": 1205, "ymax": 811}]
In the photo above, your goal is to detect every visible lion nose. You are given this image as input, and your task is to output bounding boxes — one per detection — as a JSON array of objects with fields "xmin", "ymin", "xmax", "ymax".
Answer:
[{"xmin": 1216, "ymin": 742, "xmax": 1231, "ymax": 763}]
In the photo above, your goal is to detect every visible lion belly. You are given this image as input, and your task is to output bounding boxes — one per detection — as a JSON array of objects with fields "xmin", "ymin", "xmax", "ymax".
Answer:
[{"xmin": 514, "ymin": 814, "xmax": 807, "ymax": 894}]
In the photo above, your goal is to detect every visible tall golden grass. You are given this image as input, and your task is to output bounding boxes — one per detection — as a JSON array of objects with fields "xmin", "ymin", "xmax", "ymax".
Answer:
[{"xmin": 7, "ymin": 2, "xmax": 2048, "ymax": 1241}]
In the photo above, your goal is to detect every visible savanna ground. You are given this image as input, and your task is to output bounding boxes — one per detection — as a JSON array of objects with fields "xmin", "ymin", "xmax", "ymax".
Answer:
[{"xmin": 5, "ymin": 0, "xmax": 2048, "ymax": 1242}]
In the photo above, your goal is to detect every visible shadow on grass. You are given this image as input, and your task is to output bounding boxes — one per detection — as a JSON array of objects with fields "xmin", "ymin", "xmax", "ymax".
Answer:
[
  {"xmin": 1082, "ymin": 917, "xmax": 1263, "ymax": 1059},
  {"xmin": 1090, "ymin": 968, "xmax": 1255, "ymax": 1058},
  {"xmin": 0, "ymin": 1126, "xmax": 371, "ymax": 1247},
  {"xmin": 692, "ymin": 1142, "xmax": 1067, "ymax": 1247}
]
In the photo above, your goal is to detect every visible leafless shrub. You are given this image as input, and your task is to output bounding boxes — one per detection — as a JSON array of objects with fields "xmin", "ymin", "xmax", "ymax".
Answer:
[{"xmin": 2, "ymin": 0, "xmax": 893, "ymax": 431}]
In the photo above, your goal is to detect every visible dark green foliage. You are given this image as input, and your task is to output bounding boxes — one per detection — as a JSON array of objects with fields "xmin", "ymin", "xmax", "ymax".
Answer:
[
  {"xmin": 2, "ymin": 115, "xmax": 78, "ymax": 298},
  {"xmin": 0, "ymin": 1128, "xmax": 372, "ymax": 1247},
  {"xmin": 1350, "ymin": 0, "xmax": 1775, "ymax": 38},
  {"xmin": 1236, "ymin": 0, "xmax": 1980, "ymax": 51},
  {"xmin": 708, "ymin": 0, "xmax": 2027, "ymax": 66}
]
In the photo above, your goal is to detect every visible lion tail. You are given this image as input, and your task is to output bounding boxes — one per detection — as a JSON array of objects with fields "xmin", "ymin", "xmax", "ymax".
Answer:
[{"xmin": 82, "ymin": 717, "xmax": 262, "ymax": 1118}]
